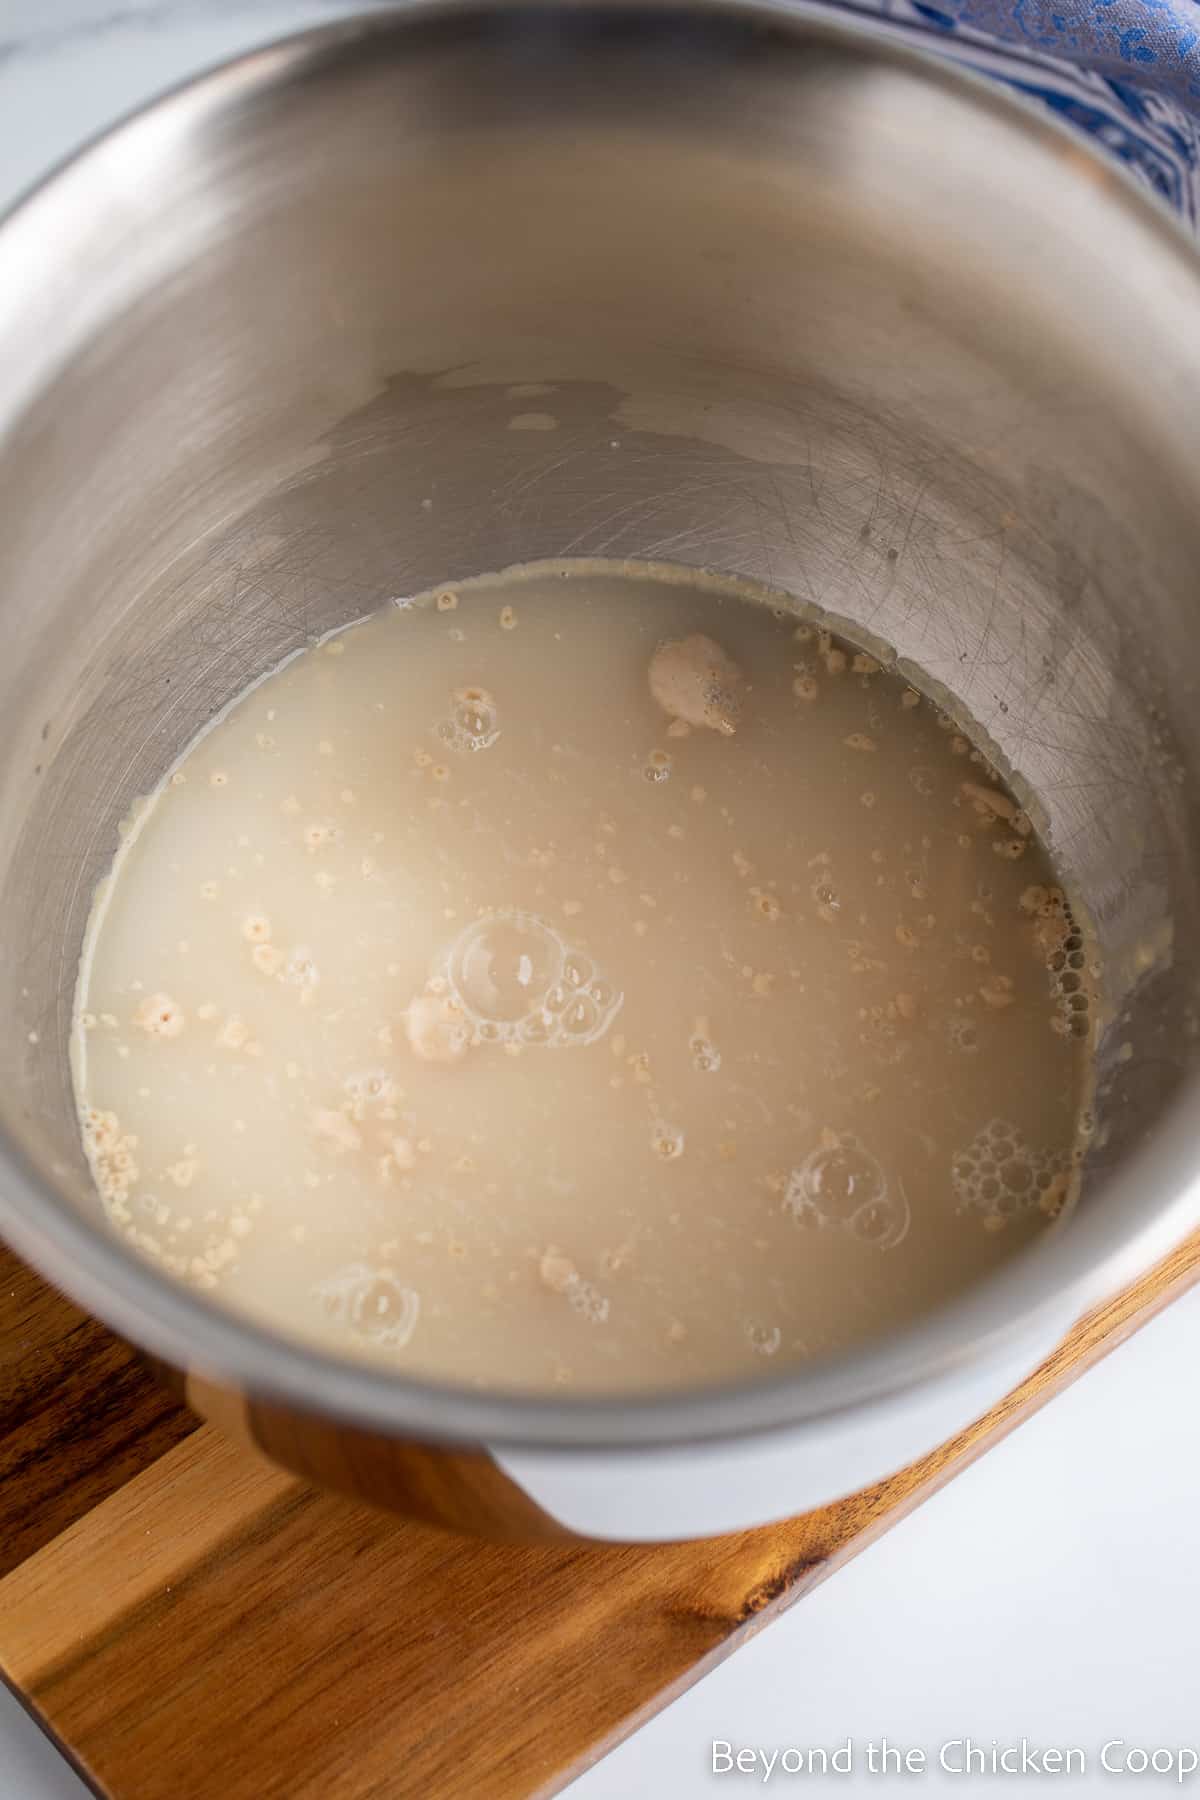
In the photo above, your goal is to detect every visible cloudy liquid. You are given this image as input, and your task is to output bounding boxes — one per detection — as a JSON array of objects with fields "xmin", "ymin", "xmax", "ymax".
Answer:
[{"xmin": 73, "ymin": 562, "xmax": 1095, "ymax": 1394}]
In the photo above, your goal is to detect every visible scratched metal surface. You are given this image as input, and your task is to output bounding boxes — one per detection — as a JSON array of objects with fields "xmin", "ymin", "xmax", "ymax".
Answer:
[{"xmin": 0, "ymin": 10, "xmax": 1197, "ymax": 1326}]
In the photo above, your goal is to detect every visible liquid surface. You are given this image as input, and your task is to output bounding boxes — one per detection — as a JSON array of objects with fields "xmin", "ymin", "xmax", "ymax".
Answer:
[{"xmin": 74, "ymin": 563, "xmax": 1095, "ymax": 1394}]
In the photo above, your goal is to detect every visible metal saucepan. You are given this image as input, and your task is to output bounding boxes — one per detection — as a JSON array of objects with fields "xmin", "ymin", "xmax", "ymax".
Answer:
[{"xmin": 2, "ymin": 4, "xmax": 1199, "ymax": 1540}]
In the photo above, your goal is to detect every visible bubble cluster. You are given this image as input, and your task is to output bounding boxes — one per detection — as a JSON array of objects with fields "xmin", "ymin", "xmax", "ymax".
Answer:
[
  {"xmin": 951, "ymin": 1119, "xmax": 1071, "ymax": 1225},
  {"xmin": 314, "ymin": 1262, "xmax": 420, "ymax": 1349},
  {"xmin": 650, "ymin": 1121, "xmax": 685, "ymax": 1161},
  {"xmin": 438, "ymin": 911, "xmax": 622, "ymax": 1050},
  {"xmin": 539, "ymin": 951, "xmax": 623, "ymax": 1048},
  {"xmin": 648, "ymin": 635, "xmax": 743, "ymax": 736},
  {"xmin": 437, "ymin": 686, "xmax": 500, "ymax": 753},
  {"xmin": 343, "ymin": 1067, "xmax": 396, "ymax": 1116},
  {"xmin": 81, "ymin": 1106, "xmax": 139, "ymax": 1212},
  {"xmin": 567, "ymin": 1278, "xmax": 610, "ymax": 1324},
  {"xmin": 538, "ymin": 1247, "xmax": 610, "ymax": 1323},
  {"xmin": 784, "ymin": 1134, "xmax": 910, "ymax": 1250},
  {"xmin": 1022, "ymin": 885, "xmax": 1092, "ymax": 1040},
  {"xmin": 745, "ymin": 1322, "xmax": 781, "ymax": 1358}
]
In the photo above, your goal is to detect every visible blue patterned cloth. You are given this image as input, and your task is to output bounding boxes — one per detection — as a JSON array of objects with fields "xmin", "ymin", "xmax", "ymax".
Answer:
[{"xmin": 809, "ymin": 0, "xmax": 1200, "ymax": 226}]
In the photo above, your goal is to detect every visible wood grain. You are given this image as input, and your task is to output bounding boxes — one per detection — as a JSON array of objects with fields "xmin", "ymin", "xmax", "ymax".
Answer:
[
  {"xmin": 0, "ymin": 1245, "xmax": 193, "ymax": 1579},
  {"xmin": 2, "ymin": 1232, "xmax": 1198, "ymax": 1800}
]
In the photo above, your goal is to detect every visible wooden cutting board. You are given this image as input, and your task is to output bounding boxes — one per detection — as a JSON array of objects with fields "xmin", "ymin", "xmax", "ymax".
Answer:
[{"xmin": 2, "ymin": 1235, "xmax": 1198, "ymax": 1800}]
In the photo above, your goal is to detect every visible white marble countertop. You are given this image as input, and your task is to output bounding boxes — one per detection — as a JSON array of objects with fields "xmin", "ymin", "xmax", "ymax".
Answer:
[{"xmin": 2, "ymin": 6, "xmax": 1199, "ymax": 1796}]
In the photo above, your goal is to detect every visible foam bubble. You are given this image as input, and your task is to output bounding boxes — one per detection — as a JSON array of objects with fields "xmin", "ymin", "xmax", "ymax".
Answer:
[
  {"xmin": 746, "ymin": 1322, "xmax": 781, "ymax": 1357},
  {"xmin": 811, "ymin": 876, "xmax": 841, "ymax": 922},
  {"xmin": 784, "ymin": 1134, "xmax": 909, "ymax": 1250},
  {"xmin": 438, "ymin": 686, "xmax": 500, "ymax": 753},
  {"xmin": 451, "ymin": 913, "xmax": 563, "ymax": 1023},
  {"xmin": 314, "ymin": 1262, "xmax": 420, "ymax": 1349},
  {"xmin": 343, "ymin": 1068, "xmax": 396, "ymax": 1114},
  {"xmin": 561, "ymin": 949, "xmax": 595, "ymax": 990},
  {"xmin": 651, "ymin": 1121, "xmax": 685, "ymax": 1161},
  {"xmin": 441, "ymin": 910, "xmax": 622, "ymax": 1048},
  {"xmin": 557, "ymin": 994, "xmax": 603, "ymax": 1041}
]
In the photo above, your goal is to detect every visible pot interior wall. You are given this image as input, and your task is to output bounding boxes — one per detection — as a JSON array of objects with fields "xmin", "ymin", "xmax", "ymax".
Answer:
[{"xmin": 1, "ymin": 10, "xmax": 1198, "ymax": 1308}]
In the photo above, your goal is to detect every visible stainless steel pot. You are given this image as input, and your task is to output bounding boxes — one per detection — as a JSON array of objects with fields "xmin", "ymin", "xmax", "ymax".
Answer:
[{"xmin": 2, "ymin": 3, "xmax": 1200, "ymax": 1542}]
